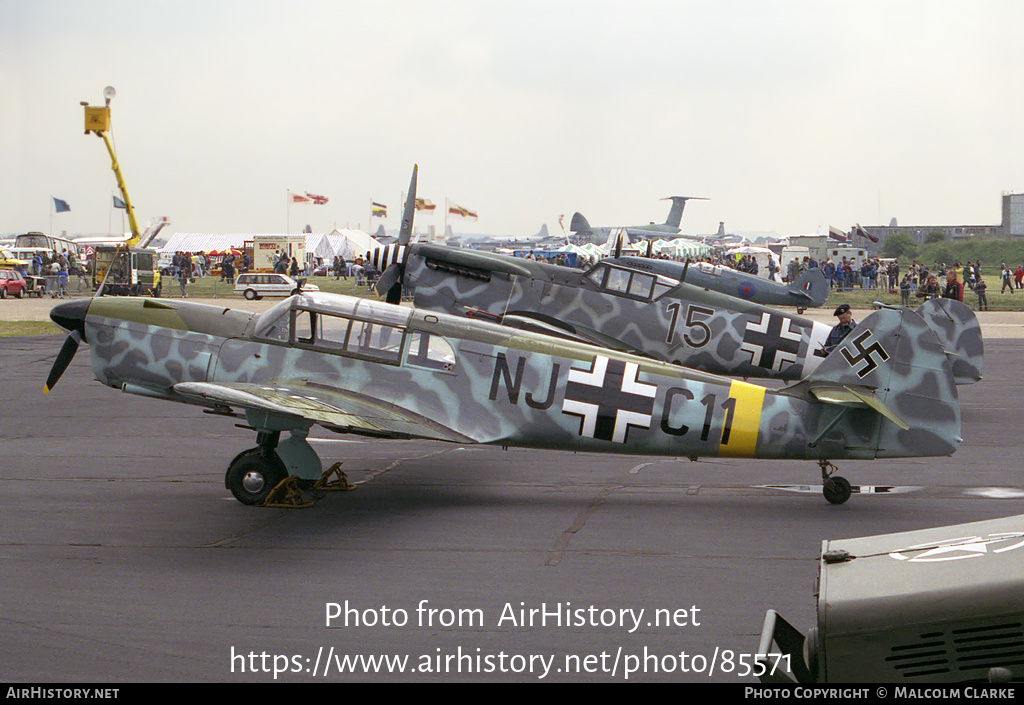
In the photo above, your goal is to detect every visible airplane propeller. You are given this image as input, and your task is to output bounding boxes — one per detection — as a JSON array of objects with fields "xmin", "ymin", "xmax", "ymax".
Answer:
[
  {"xmin": 614, "ymin": 233, "xmax": 623, "ymax": 259},
  {"xmin": 44, "ymin": 299, "xmax": 90, "ymax": 394},
  {"xmin": 374, "ymin": 165, "xmax": 418, "ymax": 304}
]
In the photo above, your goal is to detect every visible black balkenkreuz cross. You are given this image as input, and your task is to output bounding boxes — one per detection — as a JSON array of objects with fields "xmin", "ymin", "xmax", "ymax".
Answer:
[
  {"xmin": 561, "ymin": 355, "xmax": 657, "ymax": 443},
  {"xmin": 739, "ymin": 313, "xmax": 804, "ymax": 371}
]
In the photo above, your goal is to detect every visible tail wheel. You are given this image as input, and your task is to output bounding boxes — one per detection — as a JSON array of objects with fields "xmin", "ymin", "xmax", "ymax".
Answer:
[
  {"xmin": 823, "ymin": 476, "xmax": 852, "ymax": 505},
  {"xmin": 225, "ymin": 450, "xmax": 287, "ymax": 505}
]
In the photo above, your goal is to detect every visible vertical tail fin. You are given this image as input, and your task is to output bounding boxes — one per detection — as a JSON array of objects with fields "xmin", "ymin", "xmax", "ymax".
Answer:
[
  {"xmin": 661, "ymin": 196, "xmax": 708, "ymax": 228},
  {"xmin": 787, "ymin": 268, "xmax": 829, "ymax": 307},
  {"xmin": 799, "ymin": 306, "xmax": 960, "ymax": 459}
]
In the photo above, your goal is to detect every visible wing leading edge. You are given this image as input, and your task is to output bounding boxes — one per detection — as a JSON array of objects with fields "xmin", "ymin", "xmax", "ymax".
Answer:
[{"xmin": 173, "ymin": 380, "xmax": 475, "ymax": 443}]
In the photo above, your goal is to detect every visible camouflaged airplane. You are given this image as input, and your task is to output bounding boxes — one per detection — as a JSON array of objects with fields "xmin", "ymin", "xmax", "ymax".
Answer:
[
  {"xmin": 640, "ymin": 257, "xmax": 831, "ymax": 312},
  {"xmin": 45, "ymin": 285, "xmax": 962, "ymax": 508},
  {"xmin": 369, "ymin": 241, "xmax": 983, "ymax": 387}
]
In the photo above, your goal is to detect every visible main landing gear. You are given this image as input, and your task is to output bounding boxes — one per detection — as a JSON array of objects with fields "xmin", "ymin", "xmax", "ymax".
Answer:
[
  {"xmin": 224, "ymin": 430, "xmax": 356, "ymax": 507},
  {"xmin": 819, "ymin": 459, "xmax": 852, "ymax": 505},
  {"xmin": 225, "ymin": 431, "xmax": 288, "ymax": 505}
]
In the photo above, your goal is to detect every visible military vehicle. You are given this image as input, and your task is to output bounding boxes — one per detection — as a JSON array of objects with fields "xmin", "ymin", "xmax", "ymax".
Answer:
[{"xmin": 758, "ymin": 514, "xmax": 1024, "ymax": 683}]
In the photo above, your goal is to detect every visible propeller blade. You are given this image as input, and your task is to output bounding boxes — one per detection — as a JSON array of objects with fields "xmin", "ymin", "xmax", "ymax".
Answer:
[
  {"xmin": 645, "ymin": 239, "xmax": 653, "ymax": 258},
  {"xmin": 374, "ymin": 263, "xmax": 402, "ymax": 297},
  {"xmin": 398, "ymin": 164, "xmax": 418, "ymax": 246},
  {"xmin": 614, "ymin": 234, "xmax": 622, "ymax": 259},
  {"xmin": 44, "ymin": 330, "xmax": 80, "ymax": 394}
]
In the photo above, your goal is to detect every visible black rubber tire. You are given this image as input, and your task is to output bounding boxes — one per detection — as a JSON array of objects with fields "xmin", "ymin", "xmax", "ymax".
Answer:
[
  {"xmin": 823, "ymin": 476, "xmax": 852, "ymax": 505},
  {"xmin": 244, "ymin": 289, "xmax": 257, "ymax": 300},
  {"xmin": 225, "ymin": 450, "xmax": 287, "ymax": 505}
]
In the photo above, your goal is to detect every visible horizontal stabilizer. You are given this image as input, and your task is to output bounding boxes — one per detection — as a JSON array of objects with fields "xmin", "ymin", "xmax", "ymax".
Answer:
[{"xmin": 807, "ymin": 383, "xmax": 909, "ymax": 430}]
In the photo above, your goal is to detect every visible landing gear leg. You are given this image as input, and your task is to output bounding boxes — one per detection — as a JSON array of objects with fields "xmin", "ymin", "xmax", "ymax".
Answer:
[{"xmin": 819, "ymin": 459, "xmax": 852, "ymax": 505}]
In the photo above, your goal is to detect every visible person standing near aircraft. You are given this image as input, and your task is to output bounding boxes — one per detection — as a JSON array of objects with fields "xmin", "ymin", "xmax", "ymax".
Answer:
[
  {"xmin": 917, "ymin": 274, "xmax": 942, "ymax": 299},
  {"xmin": 900, "ymin": 273, "xmax": 913, "ymax": 306},
  {"xmin": 942, "ymin": 270, "xmax": 964, "ymax": 302},
  {"xmin": 822, "ymin": 303, "xmax": 856, "ymax": 355},
  {"xmin": 975, "ymin": 276, "xmax": 989, "ymax": 311}
]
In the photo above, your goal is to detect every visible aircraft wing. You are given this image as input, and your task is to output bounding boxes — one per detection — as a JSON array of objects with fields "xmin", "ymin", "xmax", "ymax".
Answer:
[{"xmin": 173, "ymin": 380, "xmax": 475, "ymax": 443}]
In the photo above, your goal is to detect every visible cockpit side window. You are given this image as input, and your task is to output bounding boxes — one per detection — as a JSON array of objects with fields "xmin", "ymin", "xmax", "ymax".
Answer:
[
  {"xmin": 627, "ymin": 272, "xmax": 655, "ymax": 299},
  {"xmin": 289, "ymin": 308, "xmax": 404, "ymax": 364},
  {"xmin": 405, "ymin": 332, "xmax": 457, "ymax": 373},
  {"xmin": 584, "ymin": 264, "xmax": 607, "ymax": 289},
  {"xmin": 605, "ymin": 267, "xmax": 631, "ymax": 293}
]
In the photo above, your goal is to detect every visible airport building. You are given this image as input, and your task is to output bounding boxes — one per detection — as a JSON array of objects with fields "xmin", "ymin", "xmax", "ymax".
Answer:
[{"xmin": 862, "ymin": 192, "xmax": 1024, "ymax": 243}]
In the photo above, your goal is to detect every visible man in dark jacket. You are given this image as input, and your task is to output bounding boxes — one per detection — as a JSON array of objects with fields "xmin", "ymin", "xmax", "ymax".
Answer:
[
  {"xmin": 822, "ymin": 303, "xmax": 856, "ymax": 355},
  {"xmin": 942, "ymin": 270, "xmax": 964, "ymax": 302}
]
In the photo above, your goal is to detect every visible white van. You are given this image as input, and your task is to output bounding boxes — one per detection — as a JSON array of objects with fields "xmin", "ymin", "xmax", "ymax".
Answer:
[{"xmin": 234, "ymin": 273, "xmax": 319, "ymax": 300}]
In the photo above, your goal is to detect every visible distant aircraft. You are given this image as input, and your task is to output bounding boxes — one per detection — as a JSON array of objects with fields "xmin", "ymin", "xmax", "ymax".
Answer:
[{"xmin": 569, "ymin": 196, "xmax": 708, "ymax": 244}]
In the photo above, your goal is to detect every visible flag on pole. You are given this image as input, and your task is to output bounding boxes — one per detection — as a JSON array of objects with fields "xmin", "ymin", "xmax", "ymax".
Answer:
[
  {"xmin": 447, "ymin": 200, "xmax": 477, "ymax": 220},
  {"xmin": 306, "ymin": 192, "xmax": 328, "ymax": 205},
  {"xmin": 372, "ymin": 202, "xmax": 387, "ymax": 218},
  {"xmin": 853, "ymin": 223, "xmax": 879, "ymax": 243},
  {"xmin": 290, "ymin": 191, "xmax": 312, "ymax": 204},
  {"xmin": 828, "ymin": 225, "xmax": 847, "ymax": 242},
  {"xmin": 113, "ymin": 195, "xmax": 127, "ymax": 209},
  {"xmin": 415, "ymin": 198, "xmax": 436, "ymax": 213},
  {"xmin": 53, "ymin": 197, "xmax": 71, "ymax": 213}
]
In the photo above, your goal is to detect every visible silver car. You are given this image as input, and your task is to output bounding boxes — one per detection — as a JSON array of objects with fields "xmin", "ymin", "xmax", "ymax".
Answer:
[{"xmin": 233, "ymin": 273, "xmax": 319, "ymax": 300}]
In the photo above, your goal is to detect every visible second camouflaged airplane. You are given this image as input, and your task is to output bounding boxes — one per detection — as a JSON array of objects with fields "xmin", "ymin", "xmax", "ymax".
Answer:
[
  {"xmin": 368, "ymin": 167, "xmax": 981, "ymax": 386},
  {"xmin": 369, "ymin": 245, "xmax": 983, "ymax": 386},
  {"xmin": 46, "ymin": 284, "xmax": 961, "ymax": 507}
]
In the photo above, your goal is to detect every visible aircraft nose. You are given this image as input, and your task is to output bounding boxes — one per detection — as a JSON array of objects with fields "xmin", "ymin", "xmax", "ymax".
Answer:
[{"xmin": 50, "ymin": 299, "xmax": 90, "ymax": 342}]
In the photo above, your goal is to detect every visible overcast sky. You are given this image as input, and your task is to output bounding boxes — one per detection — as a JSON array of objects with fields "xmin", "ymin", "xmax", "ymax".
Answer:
[{"xmin": 3, "ymin": 0, "xmax": 1022, "ymax": 240}]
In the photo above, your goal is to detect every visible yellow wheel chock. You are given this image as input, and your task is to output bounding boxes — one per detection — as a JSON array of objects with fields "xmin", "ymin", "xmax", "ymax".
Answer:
[
  {"xmin": 261, "ymin": 477, "xmax": 314, "ymax": 509},
  {"xmin": 314, "ymin": 462, "xmax": 357, "ymax": 492}
]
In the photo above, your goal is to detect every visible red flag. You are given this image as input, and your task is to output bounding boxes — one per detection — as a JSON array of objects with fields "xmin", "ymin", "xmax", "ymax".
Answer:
[{"xmin": 290, "ymin": 192, "xmax": 312, "ymax": 204}]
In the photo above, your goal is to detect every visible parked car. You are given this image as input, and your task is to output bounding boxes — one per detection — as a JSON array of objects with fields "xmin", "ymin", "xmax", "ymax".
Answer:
[
  {"xmin": 233, "ymin": 272, "xmax": 319, "ymax": 300},
  {"xmin": 0, "ymin": 269, "xmax": 28, "ymax": 298}
]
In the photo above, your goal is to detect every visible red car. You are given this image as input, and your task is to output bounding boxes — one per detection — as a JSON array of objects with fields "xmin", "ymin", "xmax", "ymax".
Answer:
[{"xmin": 0, "ymin": 269, "xmax": 28, "ymax": 298}]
